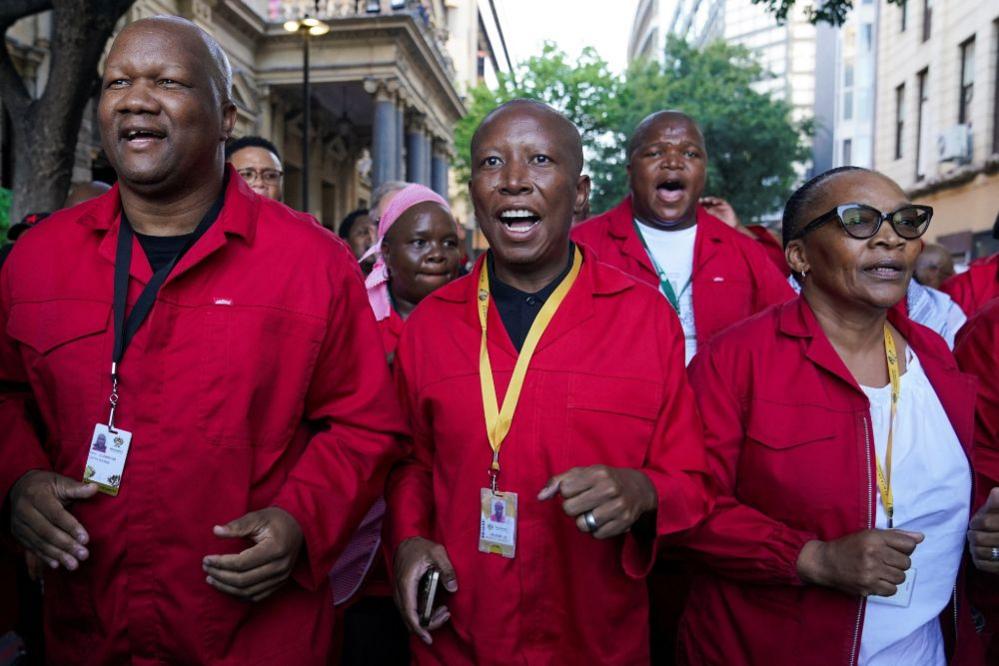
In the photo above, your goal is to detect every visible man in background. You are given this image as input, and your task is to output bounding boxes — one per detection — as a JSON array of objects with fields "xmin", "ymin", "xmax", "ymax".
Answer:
[{"xmin": 226, "ymin": 135, "xmax": 284, "ymax": 201}]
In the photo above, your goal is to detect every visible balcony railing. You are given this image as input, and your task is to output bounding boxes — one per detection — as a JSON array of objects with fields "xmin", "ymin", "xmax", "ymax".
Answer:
[{"xmin": 268, "ymin": 0, "xmax": 454, "ymax": 75}]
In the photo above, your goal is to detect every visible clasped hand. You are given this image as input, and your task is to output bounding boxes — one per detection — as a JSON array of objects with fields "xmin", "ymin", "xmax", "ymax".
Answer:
[
  {"xmin": 538, "ymin": 465, "xmax": 657, "ymax": 538},
  {"xmin": 797, "ymin": 529, "xmax": 923, "ymax": 597},
  {"xmin": 203, "ymin": 507, "xmax": 303, "ymax": 602},
  {"xmin": 969, "ymin": 487, "xmax": 999, "ymax": 573}
]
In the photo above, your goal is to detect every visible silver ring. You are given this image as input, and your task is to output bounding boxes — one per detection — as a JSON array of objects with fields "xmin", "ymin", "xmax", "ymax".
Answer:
[
  {"xmin": 991, "ymin": 547, "xmax": 999, "ymax": 562},
  {"xmin": 583, "ymin": 511, "xmax": 599, "ymax": 532}
]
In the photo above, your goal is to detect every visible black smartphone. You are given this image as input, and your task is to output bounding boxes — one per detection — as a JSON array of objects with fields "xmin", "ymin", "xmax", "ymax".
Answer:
[{"xmin": 417, "ymin": 567, "xmax": 441, "ymax": 628}]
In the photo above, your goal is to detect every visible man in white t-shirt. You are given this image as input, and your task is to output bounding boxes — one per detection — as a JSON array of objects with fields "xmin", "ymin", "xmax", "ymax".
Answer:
[{"xmin": 573, "ymin": 111, "xmax": 791, "ymax": 366}]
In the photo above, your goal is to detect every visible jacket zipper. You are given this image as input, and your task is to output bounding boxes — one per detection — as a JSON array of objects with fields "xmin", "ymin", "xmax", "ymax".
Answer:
[
  {"xmin": 952, "ymin": 584, "xmax": 958, "ymax": 637},
  {"xmin": 849, "ymin": 415, "xmax": 874, "ymax": 666}
]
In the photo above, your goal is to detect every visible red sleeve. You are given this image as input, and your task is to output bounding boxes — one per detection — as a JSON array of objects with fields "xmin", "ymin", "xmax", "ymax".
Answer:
[
  {"xmin": 383, "ymin": 322, "xmax": 437, "ymax": 555},
  {"xmin": 680, "ymin": 344, "xmax": 817, "ymax": 585},
  {"xmin": 955, "ymin": 312, "xmax": 999, "ymax": 512},
  {"xmin": 622, "ymin": 301, "xmax": 714, "ymax": 578},
  {"xmin": 0, "ymin": 250, "xmax": 51, "ymax": 505},
  {"xmin": 273, "ymin": 246, "xmax": 408, "ymax": 591},
  {"xmin": 748, "ymin": 241, "xmax": 795, "ymax": 311},
  {"xmin": 746, "ymin": 225, "xmax": 790, "ymax": 277},
  {"xmin": 955, "ymin": 306, "xmax": 999, "ymax": 647},
  {"xmin": 941, "ymin": 272, "xmax": 975, "ymax": 317}
]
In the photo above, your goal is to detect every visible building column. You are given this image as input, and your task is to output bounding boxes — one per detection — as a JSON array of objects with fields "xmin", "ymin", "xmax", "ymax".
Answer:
[
  {"xmin": 363, "ymin": 78, "xmax": 399, "ymax": 189},
  {"xmin": 421, "ymin": 130, "xmax": 433, "ymax": 188},
  {"xmin": 406, "ymin": 114, "xmax": 430, "ymax": 185},
  {"xmin": 256, "ymin": 85, "xmax": 273, "ymax": 141},
  {"xmin": 431, "ymin": 139, "xmax": 449, "ymax": 198},
  {"xmin": 395, "ymin": 95, "xmax": 406, "ymax": 181}
]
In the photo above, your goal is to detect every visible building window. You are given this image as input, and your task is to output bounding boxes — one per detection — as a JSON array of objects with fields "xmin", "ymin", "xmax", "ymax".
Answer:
[
  {"xmin": 843, "ymin": 139, "xmax": 853, "ymax": 165},
  {"xmin": 916, "ymin": 68, "xmax": 929, "ymax": 180},
  {"xmin": 922, "ymin": 0, "xmax": 932, "ymax": 42},
  {"xmin": 895, "ymin": 84, "xmax": 906, "ymax": 160},
  {"xmin": 843, "ymin": 62, "xmax": 854, "ymax": 121},
  {"xmin": 862, "ymin": 24, "xmax": 873, "ymax": 51},
  {"xmin": 959, "ymin": 38, "xmax": 975, "ymax": 124},
  {"xmin": 900, "ymin": 0, "xmax": 908, "ymax": 32}
]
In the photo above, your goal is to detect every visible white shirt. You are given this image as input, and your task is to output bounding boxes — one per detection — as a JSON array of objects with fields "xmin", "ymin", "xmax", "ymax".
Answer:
[
  {"xmin": 635, "ymin": 220, "xmax": 698, "ymax": 364},
  {"xmin": 859, "ymin": 350, "xmax": 971, "ymax": 666}
]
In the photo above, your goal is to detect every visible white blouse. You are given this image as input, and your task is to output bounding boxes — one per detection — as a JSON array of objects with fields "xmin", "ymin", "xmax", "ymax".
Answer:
[{"xmin": 859, "ymin": 350, "xmax": 971, "ymax": 665}]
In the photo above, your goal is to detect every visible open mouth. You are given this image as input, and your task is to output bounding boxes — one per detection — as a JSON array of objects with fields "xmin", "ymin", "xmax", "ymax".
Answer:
[
  {"xmin": 863, "ymin": 259, "xmax": 905, "ymax": 281},
  {"xmin": 498, "ymin": 208, "xmax": 541, "ymax": 236},
  {"xmin": 121, "ymin": 127, "xmax": 167, "ymax": 145},
  {"xmin": 656, "ymin": 179, "xmax": 686, "ymax": 204}
]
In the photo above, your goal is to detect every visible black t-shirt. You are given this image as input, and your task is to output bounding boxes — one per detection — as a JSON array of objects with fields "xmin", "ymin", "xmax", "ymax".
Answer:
[
  {"xmin": 134, "ymin": 231, "xmax": 195, "ymax": 272},
  {"xmin": 487, "ymin": 244, "xmax": 575, "ymax": 352}
]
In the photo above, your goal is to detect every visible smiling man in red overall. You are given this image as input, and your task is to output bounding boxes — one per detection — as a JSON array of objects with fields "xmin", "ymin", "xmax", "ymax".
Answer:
[
  {"xmin": 0, "ymin": 17, "xmax": 404, "ymax": 664},
  {"xmin": 385, "ymin": 100, "xmax": 712, "ymax": 664},
  {"xmin": 572, "ymin": 110, "xmax": 792, "ymax": 365}
]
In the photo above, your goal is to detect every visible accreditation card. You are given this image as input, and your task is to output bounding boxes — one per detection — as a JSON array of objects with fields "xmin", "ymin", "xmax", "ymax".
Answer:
[
  {"xmin": 868, "ymin": 567, "xmax": 916, "ymax": 608},
  {"xmin": 479, "ymin": 488, "xmax": 517, "ymax": 558},
  {"xmin": 83, "ymin": 423, "xmax": 132, "ymax": 496}
]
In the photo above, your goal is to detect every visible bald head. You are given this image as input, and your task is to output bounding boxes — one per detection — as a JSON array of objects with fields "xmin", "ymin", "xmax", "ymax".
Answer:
[
  {"xmin": 627, "ymin": 110, "xmax": 705, "ymax": 162},
  {"xmin": 114, "ymin": 16, "xmax": 232, "ymax": 105},
  {"xmin": 915, "ymin": 243, "xmax": 956, "ymax": 289},
  {"xmin": 472, "ymin": 99, "xmax": 583, "ymax": 177}
]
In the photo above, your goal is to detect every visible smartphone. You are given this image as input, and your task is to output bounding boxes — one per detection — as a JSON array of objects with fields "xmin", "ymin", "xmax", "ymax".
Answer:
[{"xmin": 418, "ymin": 567, "xmax": 441, "ymax": 628}]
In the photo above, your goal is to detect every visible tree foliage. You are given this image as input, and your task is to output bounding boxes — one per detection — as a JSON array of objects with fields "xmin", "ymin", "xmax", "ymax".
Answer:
[
  {"xmin": 455, "ymin": 37, "xmax": 811, "ymax": 224},
  {"xmin": 453, "ymin": 44, "xmax": 617, "ymax": 188},
  {"xmin": 752, "ymin": 0, "xmax": 903, "ymax": 26},
  {"xmin": 0, "ymin": 0, "xmax": 136, "ymax": 223}
]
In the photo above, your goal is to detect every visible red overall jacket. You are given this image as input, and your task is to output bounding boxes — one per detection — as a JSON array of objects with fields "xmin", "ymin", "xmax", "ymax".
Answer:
[
  {"xmin": 679, "ymin": 296, "xmax": 983, "ymax": 666},
  {"xmin": 942, "ymin": 254, "xmax": 999, "ymax": 318},
  {"xmin": 384, "ymin": 247, "xmax": 712, "ymax": 664},
  {"xmin": 955, "ymin": 298, "xmax": 999, "ymax": 661},
  {"xmin": 0, "ymin": 170, "xmax": 407, "ymax": 664},
  {"xmin": 572, "ymin": 197, "xmax": 793, "ymax": 349}
]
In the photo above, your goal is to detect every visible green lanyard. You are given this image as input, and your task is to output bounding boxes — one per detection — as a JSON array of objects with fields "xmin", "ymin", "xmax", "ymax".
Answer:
[{"xmin": 633, "ymin": 220, "xmax": 692, "ymax": 314}]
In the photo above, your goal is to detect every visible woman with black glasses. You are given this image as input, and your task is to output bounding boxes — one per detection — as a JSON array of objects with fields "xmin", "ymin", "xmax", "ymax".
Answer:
[{"xmin": 676, "ymin": 167, "xmax": 983, "ymax": 665}]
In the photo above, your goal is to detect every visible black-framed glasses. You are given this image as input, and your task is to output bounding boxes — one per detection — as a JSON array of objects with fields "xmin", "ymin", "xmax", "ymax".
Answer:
[
  {"xmin": 793, "ymin": 203, "xmax": 933, "ymax": 241},
  {"xmin": 237, "ymin": 168, "xmax": 283, "ymax": 184}
]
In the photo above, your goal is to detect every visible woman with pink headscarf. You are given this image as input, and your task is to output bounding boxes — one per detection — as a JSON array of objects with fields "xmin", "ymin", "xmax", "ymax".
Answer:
[
  {"xmin": 333, "ymin": 183, "xmax": 461, "ymax": 665},
  {"xmin": 361, "ymin": 183, "xmax": 462, "ymax": 358}
]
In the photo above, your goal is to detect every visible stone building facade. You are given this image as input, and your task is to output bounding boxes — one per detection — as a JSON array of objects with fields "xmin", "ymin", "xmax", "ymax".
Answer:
[
  {"xmin": 1, "ymin": 0, "xmax": 506, "ymax": 234},
  {"xmin": 873, "ymin": 0, "xmax": 999, "ymax": 259}
]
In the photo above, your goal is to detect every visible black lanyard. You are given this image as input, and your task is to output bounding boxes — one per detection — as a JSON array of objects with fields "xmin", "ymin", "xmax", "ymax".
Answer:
[{"xmin": 110, "ymin": 188, "xmax": 226, "ymax": 377}]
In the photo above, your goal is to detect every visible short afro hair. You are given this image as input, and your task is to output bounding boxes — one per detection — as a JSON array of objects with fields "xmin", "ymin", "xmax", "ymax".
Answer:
[
  {"xmin": 338, "ymin": 208, "xmax": 371, "ymax": 239},
  {"xmin": 225, "ymin": 135, "xmax": 282, "ymax": 162},
  {"xmin": 781, "ymin": 166, "xmax": 869, "ymax": 248}
]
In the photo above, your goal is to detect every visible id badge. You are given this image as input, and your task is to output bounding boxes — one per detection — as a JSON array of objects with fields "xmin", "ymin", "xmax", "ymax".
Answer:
[
  {"xmin": 83, "ymin": 424, "xmax": 132, "ymax": 496},
  {"xmin": 869, "ymin": 567, "xmax": 916, "ymax": 608},
  {"xmin": 479, "ymin": 488, "xmax": 517, "ymax": 559}
]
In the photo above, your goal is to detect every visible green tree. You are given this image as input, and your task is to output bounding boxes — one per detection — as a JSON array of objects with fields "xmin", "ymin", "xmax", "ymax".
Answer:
[
  {"xmin": 753, "ymin": 0, "xmax": 903, "ymax": 25},
  {"xmin": 455, "ymin": 37, "xmax": 811, "ymax": 224},
  {"xmin": 590, "ymin": 36, "xmax": 812, "ymax": 221},
  {"xmin": 453, "ymin": 42, "xmax": 617, "ymax": 188}
]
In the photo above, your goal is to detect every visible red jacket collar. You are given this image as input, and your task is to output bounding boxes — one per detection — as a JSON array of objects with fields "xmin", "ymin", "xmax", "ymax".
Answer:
[
  {"xmin": 776, "ymin": 296, "xmax": 976, "ymax": 448},
  {"xmin": 603, "ymin": 195, "xmax": 732, "ymax": 274},
  {"xmin": 75, "ymin": 164, "xmax": 259, "ymax": 244},
  {"xmin": 434, "ymin": 242, "xmax": 635, "ymax": 304},
  {"xmin": 604, "ymin": 195, "xmax": 731, "ymax": 244}
]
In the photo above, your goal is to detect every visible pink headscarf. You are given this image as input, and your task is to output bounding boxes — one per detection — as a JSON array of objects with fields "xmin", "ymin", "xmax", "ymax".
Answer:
[{"xmin": 362, "ymin": 183, "xmax": 451, "ymax": 320}]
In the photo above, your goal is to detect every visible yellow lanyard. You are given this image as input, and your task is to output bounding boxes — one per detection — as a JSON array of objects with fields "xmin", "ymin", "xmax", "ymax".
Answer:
[
  {"xmin": 477, "ymin": 247, "xmax": 583, "ymax": 490},
  {"xmin": 875, "ymin": 324, "xmax": 901, "ymax": 528}
]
